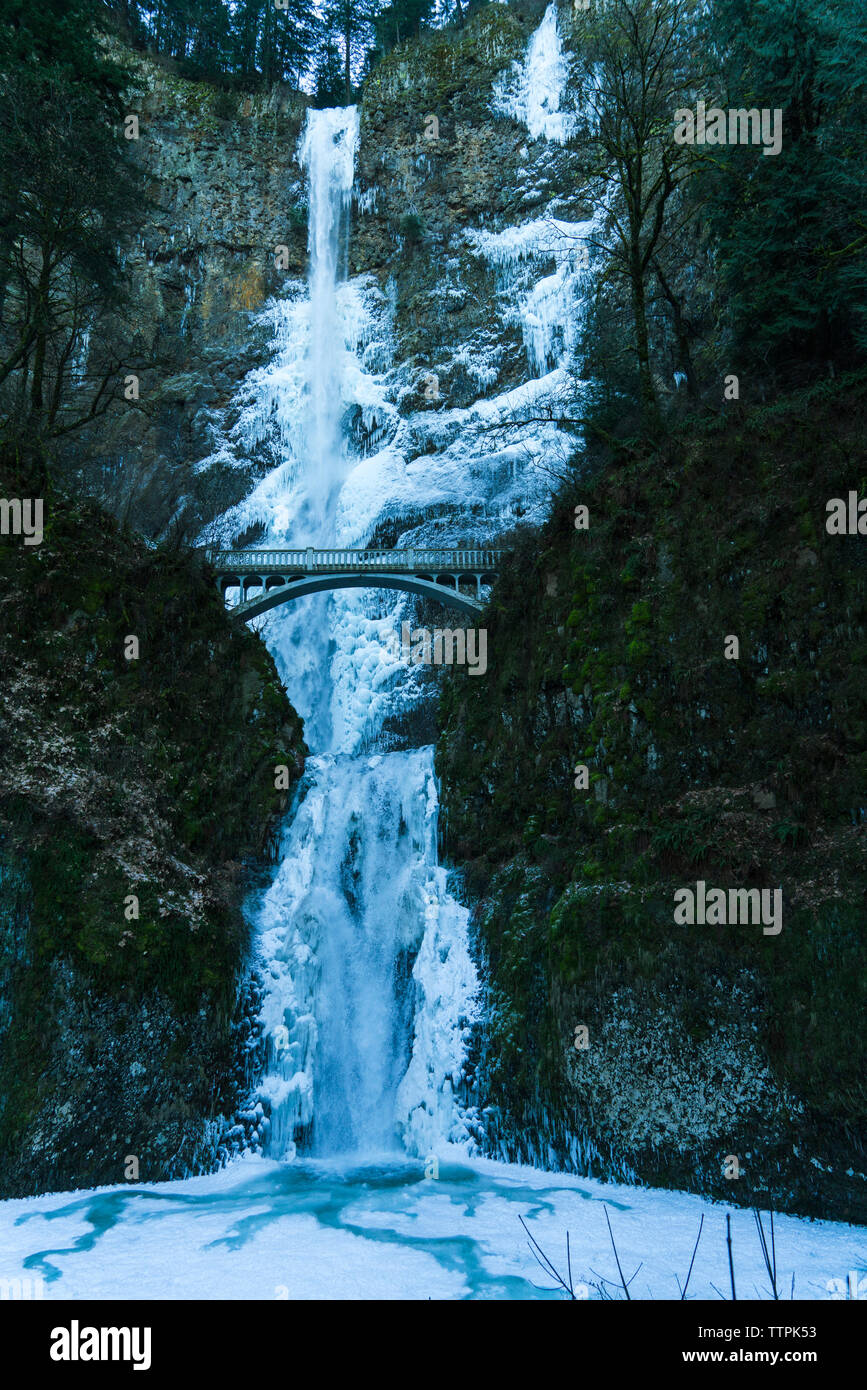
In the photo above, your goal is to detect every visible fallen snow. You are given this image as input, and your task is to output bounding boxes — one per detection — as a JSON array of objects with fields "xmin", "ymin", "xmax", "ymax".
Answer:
[{"xmin": 0, "ymin": 1153, "xmax": 862, "ymax": 1301}]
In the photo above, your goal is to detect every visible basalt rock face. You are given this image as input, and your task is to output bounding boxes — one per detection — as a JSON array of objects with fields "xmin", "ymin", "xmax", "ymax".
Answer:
[
  {"xmin": 436, "ymin": 375, "xmax": 867, "ymax": 1223},
  {"xmin": 62, "ymin": 63, "xmax": 311, "ymax": 542},
  {"xmin": 353, "ymin": 2, "xmax": 600, "ymax": 419},
  {"xmin": 0, "ymin": 486, "xmax": 306, "ymax": 1197},
  {"xmin": 60, "ymin": 6, "xmax": 592, "ymax": 539},
  {"xmin": 356, "ymin": 3, "xmax": 570, "ymax": 409}
]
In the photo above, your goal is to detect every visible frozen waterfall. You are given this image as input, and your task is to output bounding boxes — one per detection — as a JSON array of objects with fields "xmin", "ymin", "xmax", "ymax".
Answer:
[
  {"xmin": 243, "ymin": 108, "xmax": 480, "ymax": 1163},
  {"xmin": 255, "ymin": 751, "xmax": 478, "ymax": 1159},
  {"xmin": 297, "ymin": 107, "xmax": 358, "ymax": 520},
  {"xmin": 493, "ymin": 2, "xmax": 577, "ymax": 144}
]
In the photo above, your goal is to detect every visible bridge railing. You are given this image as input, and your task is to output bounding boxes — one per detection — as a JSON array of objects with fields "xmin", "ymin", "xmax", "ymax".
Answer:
[{"xmin": 205, "ymin": 547, "xmax": 505, "ymax": 573}]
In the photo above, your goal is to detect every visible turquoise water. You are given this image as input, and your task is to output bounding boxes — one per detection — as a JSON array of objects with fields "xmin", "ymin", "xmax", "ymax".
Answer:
[{"xmin": 3, "ymin": 1154, "xmax": 862, "ymax": 1301}]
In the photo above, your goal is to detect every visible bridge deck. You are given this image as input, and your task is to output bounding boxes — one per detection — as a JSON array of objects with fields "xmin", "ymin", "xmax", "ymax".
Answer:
[{"xmin": 205, "ymin": 547, "xmax": 504, "ymax": 573}]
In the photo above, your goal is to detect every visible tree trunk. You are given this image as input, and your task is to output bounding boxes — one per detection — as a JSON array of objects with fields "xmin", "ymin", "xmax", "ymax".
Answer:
[
  {"xmin": 630, "ymin": 244, "xmax": 656, "ymax": 418},
  {"xmin": 344, "ymin": 18, "xmax": 352, "ymax": 103},
  {"xmin": 262, "ymin": 1, "xmax": 272, "ymax": 84},
  {"xmin": 28, "ymin": 250, "xmax": 52, "ymax": 426},
  {"xmin": 653, "ymin": 257, "xmax": 698, "ymax": 397}
]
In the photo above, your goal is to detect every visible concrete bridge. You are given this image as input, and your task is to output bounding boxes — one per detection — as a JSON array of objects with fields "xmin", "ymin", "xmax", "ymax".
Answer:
[{"xmin": 205, "ymin": 546, "xmax": 504, "ymax": 620}]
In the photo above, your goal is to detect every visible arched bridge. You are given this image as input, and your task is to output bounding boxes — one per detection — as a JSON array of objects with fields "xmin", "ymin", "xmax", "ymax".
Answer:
[{"xmin": 204, "ymin": 546, "xmax": 504, "ymax": 620}]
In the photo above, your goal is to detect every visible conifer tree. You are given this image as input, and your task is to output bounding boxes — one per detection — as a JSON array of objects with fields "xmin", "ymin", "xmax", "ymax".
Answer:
[
  {"xmin": 703, "ymin": 0, "xmax": 867, "ymax": 378},
  {"xmin": 0, "ymin": 0, "xmax": 145, "ymax": 470},
  {"xmin": 323, "ymin": 0, "xmax": 382, "ymax": 102},
  {"xmin": 314, "ymin": 36, "xmax": 347, "ymax": 106}
]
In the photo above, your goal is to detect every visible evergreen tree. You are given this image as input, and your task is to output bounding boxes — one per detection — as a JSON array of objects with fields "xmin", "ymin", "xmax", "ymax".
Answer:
[
  {"xmin": 102, "ymin": 0, "xmax": 319, "ymax": 87},
  {"xmin": 323, "ymin": 0, "xmax": 382, "ymax": 102},
  {"xmin": 373, "ymin": 0, "xmax": 435, "ymax": 56},
  {"xmin": 0, "ymin": 0, "xmax": 146, "ymax": 473},
  {"xmin": 703, "ymin": 0, "xmax": 867, "ymax": 378},
  {"xmin": 267, "ymin": 0, "xmax": 318, "ymax": 87},
  {"xmin": 184, "ymin": 0, "xmax": 234, "ymax": 80},
  {"xmin": 313, "ymin": 37, "xmax": 347, "ymax": 106}
]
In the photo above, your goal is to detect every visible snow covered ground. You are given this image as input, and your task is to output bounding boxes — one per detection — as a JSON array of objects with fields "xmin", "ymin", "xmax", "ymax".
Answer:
[{"xmin": 0, "ymin": 1154, "xmax": 863, "ymax": 1301}]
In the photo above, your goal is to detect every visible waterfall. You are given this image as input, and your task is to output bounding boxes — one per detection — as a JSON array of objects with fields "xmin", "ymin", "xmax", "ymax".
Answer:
[
  {"xmin": 207, "ymin": 53, "xmax": 603, "ymax": 1170},
  {"xmin": 297, "ymin": 108, "xmax": 358, "ymax": 523},
  {"xmin": 466, "ymin": 215, "xmax": 598, "ymax": 376},
  {"xmin": 6, "ymin": 17, "xmax": 864, "ymax": 1308},
  {"xmin": 472, "ymin": 3, "xmax": 597, "ymax": 379},
  {"xmin": 493, "ymin": 3, "xmax": 577, "ymax": 145},
  {"xmin": 256, "ymin": 751, "xmax": 478, "ymax": 1159},
  {"xmin": 245, "ymin": 108, "xmax": 479, "ymax": 1163}
]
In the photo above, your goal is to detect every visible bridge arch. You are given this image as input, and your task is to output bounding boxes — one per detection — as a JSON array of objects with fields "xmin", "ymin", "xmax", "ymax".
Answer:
[
  {"xmin": 224, "ymin": 572, "xmax": 487, "ymax": 620},
  {"xmin": 205, "ymin": 546, "xmax": 504, "ymax": 622}
]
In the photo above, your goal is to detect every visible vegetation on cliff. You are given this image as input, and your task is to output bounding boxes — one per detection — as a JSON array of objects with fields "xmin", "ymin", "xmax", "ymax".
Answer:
[
  {"xmin": 99, "ymin": 0, "xmax": 485, "ymax": 102},
  {"xmin": 437, "ymin": 371, "xmax": 867, "ymax": 1220},
  {"xmin": 420, "ymin": 0, "xmax": 867, "ymax": 1222},
  {"xmin": 0, "ymin": 471, "xmax": 306, "ymax": 1194}
]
